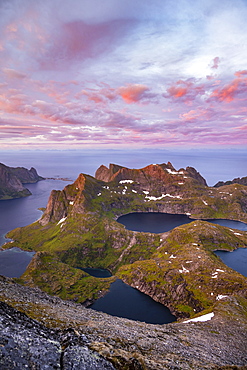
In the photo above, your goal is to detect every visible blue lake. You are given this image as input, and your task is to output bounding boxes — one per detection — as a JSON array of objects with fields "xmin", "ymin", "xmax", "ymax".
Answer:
[
  {"xmin": 117, "ymin": 212, "xmax": 247, "ymax": 233},
  {"xmin": 89, "ymin": 279, "xmax": 176, "ymax": 324},
  {"xmin": 215, "ymin": 248, "xmax": 247, "ymax": 277}
]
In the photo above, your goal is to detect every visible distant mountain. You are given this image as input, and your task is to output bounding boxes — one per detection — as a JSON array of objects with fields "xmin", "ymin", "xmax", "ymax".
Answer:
[
  {"xmin": 0, "ymin": 163, "xmax": 44, "ymax": 200},
  {"xmin": 214, "ymin": 176, "xmax": 247, "ymax": 187}
]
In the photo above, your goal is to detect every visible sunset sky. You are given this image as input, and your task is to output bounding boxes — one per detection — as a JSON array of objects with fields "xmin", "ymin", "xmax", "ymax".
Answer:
[{"xmin": 0, "ymin": 0, "xmax": 247, "ymax": 149}]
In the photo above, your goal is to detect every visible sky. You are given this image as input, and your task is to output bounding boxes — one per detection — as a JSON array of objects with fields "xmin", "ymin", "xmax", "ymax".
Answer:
[{"xmin": 0, "ymin": 0, "xmax": 247, "ymax": 149}]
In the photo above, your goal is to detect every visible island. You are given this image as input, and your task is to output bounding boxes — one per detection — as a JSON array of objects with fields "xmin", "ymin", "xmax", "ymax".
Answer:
[
  {"xmin": 0, "ymin": 162, "xmax": 44, "ymax": 200},
  {"xmin": 1, "ymin": 162, "xmax": 247, "ymax": 369}
]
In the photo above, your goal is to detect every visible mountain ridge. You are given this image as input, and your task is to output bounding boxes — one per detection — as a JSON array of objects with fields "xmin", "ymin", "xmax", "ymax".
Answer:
[{"xmin": 0, "ymin": 162, "xmax": 44, "ymax": 200}]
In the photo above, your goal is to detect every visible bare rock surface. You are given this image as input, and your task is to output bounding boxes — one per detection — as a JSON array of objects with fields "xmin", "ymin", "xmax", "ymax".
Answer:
[{"xmin": 0, "ymin": 276, "xmax": 246, "ymax": 369}]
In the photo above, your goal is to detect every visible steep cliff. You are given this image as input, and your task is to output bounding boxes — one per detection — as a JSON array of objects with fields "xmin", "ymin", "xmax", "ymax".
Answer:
[{"xmin": 0, "ymin": 163, "xmax": 44, "ymax": 200}]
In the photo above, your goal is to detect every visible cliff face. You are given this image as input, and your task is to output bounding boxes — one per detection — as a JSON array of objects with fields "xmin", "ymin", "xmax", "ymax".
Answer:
[{"xmin": 0, "ymin": 163, "xmax": 44, "ymax": 200}]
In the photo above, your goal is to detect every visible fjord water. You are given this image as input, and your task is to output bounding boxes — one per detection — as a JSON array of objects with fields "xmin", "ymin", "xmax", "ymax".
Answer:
[{"xmin": 0, "ymin": 247, "xmax": 35, "ymax": 278}]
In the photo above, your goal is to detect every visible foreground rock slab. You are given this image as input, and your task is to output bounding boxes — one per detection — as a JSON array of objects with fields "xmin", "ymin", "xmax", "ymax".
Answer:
[{"xmin": 0, "ymin": 276, "xmax": 246, "ymax": 369}]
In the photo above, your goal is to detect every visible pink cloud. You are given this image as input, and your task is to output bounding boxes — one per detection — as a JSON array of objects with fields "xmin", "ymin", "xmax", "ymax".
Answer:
[
  {"xmin": 165, "ymin": 79, "xmax": 205, "ymax": 103},
  {"xmin": 210, "ymin": 70, "xmax": 247, "ymax": 102},
  {"xmin": 118, "ymin": 84, "xmax": 150, "ymax": 103}
]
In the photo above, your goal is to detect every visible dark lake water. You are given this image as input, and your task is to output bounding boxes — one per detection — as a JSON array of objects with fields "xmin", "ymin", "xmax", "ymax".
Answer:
[
  {"xmin": 89, "ymin": 279, "xmax": 176, "ymax": 324},
  {"xmin": 117, "ymin": 212, "xmax": 247, "ymax": 233},
  {"xmin": 81, "ymin": 267, "xmax": 112, "ymax": 278},
  {"xmin": 117, "ymin": 212, "xmax": 195, "ymax": 233},
  {"xmin": 215, "ymin": 248, "xmax": 247, "ymax": 277}
]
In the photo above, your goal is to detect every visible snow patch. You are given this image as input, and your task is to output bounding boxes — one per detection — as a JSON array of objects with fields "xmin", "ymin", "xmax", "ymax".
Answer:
[
  {"xmin": 166, "ymin": 169, "xmax": 184, "ymax": 175},
  {"xmin": 186, "ymin": 260, "xmax": 193, "ymax": 263},
  {"xmin": 132, "ymin": 190, "xmax": 137, "ymax": 193},
  {"xmin": 183, "ymin": 312, "xmax": 214, "ymax": 323},
  {"xmin": 57, "ymin": 217, "xmax": 67, "ymax": 225},
  {"xmin": 170, "ymin": 254, "xmax": 176, "ymax": 259},
  {"xmin": 145, "ymin": 193, "xmax": 182, "ymax": 201},
  {"xmin": 69, "ymin": 201, "xmax": 74, "ymax": 205},
  {"xmin": 97, "ymin": 193, "xmax": 101, "ymax": 196},
  {"xmin": 202, "ymin": 200, "xmax": 208, "ymax": 205},
  {"xmin": 234, "ymin": 232, "xmax": 242, "ymax": 236},
  {"xmin": 216, "ymin": 269, "xmax": 224, "ymax": 273},
  {"xmin": 179, "ymin": 265, "xmax": 189, "ymax": 273},
  {"xmin": 119, "ymin": 180, "xmax": 133, "ymax": 184},
  {"xmin": 216, "ymin": 295, "xmax": 228, "ymax": 300},
  {"xmin": 143, "ymin": 190, "xmax": 149, "ymax": 194}
]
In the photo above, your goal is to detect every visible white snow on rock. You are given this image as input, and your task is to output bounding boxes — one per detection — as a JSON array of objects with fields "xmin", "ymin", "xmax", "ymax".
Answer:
[
  {"xmin": 216, "ymin": 269, "xmax": 224, "ymax": 273},
  {"xmin": 119, "ymin": 180, "xmax": 134, "ymax": 184},
  {"xmin": 183, "ymin": 312, "xmax": 214, "ymax": 323},
  {"xmin": 186, "ymin": 260, "xmax": 193, "ymax": 263},
  {"xmin": 145, "ymin": 193, "xmax": 182, "ymax": 201},
  {"xmin": 170, "ymin": 254, "xmax": 176, "ymax": 259},
  {"xmin": 234, "ymin": 232, "xmax": 242, "ymax": 236},
  {"xmin": 143, "ymin": 190, "xmax": 149, "ymax": 194},
  {"xmin": 202, "ymin": 200, "xmax": 208, "ymax": 205},
  {"xmin": 69, "ymin": 201, "xmax": 74, "ymax": 205},
  {"xmin": 216, "ymin": 295, "xmax": 228, "ymax": 300},
  {"xmin": 57, "ymin": 217, "xmax": 67, "ymax": 225},
  {"xmin": 166, "ymin": 169, "xmax": 184, "ymax": 175},
  {"xmin": 97, "ymin": 193, "xmax": 101, "ymax": 196},
  {"xmin": 179, "ymin": 265, "xmax": 190, "ymax": 273},
  {"xmin": 132, "ymin": 190, "xmax": 137, "ymax": 193}
]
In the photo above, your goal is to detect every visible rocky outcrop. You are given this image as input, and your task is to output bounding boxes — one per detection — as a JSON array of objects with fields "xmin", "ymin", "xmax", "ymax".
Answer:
[
  {"xmin": 0, "ymin": 300, "xmax": 115, "ymax": 369},
  {"xmin": 0, "ymin": 163, "xmax": 44, "ymax": 200},
  {"xmin": 214, "ymin": 175, "xmax": 247, "ymax": 187},
  {"xmin": 0, "ymin": 276, "xmax": 247, "ymax": 369}
]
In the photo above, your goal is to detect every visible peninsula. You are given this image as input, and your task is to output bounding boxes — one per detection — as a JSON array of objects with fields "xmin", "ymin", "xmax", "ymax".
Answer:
[{"xmin": 0, "ymin": 163, "xmax": 44, "ymax": 200}]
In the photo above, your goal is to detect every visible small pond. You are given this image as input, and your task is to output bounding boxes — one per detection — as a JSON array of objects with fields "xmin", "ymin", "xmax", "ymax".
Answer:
[
  {"xmin": 81, "ymin": 267, "xmax": 112, "ymax": 278},
  {"xmin": 0, "ymin": 247, "xmax": 35, "ymax": 278},
  {"xmin": 89, "ymin": 279, "xmax": 176, "ymax": 324}
]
